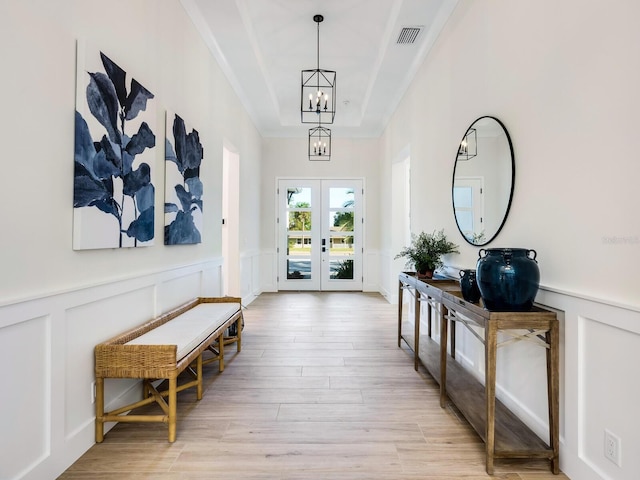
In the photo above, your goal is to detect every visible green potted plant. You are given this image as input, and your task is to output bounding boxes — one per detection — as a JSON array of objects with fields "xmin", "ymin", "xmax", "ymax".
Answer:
[{"xmin": 395, "ymin": 229, "xmax": 460, "ymax": 278}]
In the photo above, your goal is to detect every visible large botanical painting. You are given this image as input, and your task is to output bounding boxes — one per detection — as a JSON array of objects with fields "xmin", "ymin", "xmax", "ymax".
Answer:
[
  {"xmin": 73, "ymin": 44, "xmax": 156, "ymax": 249},
  {"xmin": 164, "ymin": 112, "xmax": 203, "ymax": 245}
]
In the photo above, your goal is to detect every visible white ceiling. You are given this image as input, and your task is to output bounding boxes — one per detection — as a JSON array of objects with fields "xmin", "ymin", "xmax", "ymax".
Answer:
[{"xmin": 181, "ymin": 0, "xmax": 459, "ymax": 138}]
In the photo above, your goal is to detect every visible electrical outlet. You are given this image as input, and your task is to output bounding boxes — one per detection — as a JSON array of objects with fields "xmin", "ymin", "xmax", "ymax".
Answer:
[
  {"xmin": 90, "ymin": 381, "xmax": 96, "ymax": 404},
  {"xmin": 604, "ymin": 429, "xmax": 621, "ymax": 466}
]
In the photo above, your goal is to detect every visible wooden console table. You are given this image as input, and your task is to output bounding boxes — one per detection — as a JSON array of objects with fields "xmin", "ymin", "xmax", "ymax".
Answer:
[{"xmin": 397, "ymin": 273, "xmax": 559, "ymax": 475}]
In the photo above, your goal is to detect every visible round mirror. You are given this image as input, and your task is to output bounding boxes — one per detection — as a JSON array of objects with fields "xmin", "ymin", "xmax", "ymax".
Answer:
[{"xmin": 452, "ymin": 116, "xmax": 514, "ymax": 246}]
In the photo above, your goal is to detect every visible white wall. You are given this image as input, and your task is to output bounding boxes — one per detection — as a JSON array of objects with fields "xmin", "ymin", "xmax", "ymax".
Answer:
[
  {"xmin": 260, "ymin": 137, "xmax": 381, "ymax": 292},
  {"xmin": 0, "ymin": 1, "xmax": 262, "ymax": 479},
  {"xmin": 382, "ymin": 2, "xmax": 640, "ymax": 479}
]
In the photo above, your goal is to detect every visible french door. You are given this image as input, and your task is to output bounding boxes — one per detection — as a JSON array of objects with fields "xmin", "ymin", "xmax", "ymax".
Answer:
[{"xmin": 278, "ymin": 179, "xmax": 363, "ymax": 291}]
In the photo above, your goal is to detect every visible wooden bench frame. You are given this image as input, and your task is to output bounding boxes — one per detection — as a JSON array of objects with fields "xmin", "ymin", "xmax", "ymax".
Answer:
[{"xmin": 94, "ymin": 296, "xmax": 243, "ymax": 443}]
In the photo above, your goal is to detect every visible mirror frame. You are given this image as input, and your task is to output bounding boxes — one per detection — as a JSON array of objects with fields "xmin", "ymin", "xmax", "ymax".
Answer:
[{"xmin": 451, "ymin": 115, "xmax": 515, "ymax": 247}]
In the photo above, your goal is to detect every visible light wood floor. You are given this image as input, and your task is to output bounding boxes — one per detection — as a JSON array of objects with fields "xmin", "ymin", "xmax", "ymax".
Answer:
[{"xmin": 60, "ymin": 292, "xmax": 569, "ymax": 479}]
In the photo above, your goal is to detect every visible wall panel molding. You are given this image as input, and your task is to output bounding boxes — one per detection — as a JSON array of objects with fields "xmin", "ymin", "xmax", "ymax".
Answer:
[{"xmin": 0, "ymin": 260, "xmax": 222, "ymax": 480}]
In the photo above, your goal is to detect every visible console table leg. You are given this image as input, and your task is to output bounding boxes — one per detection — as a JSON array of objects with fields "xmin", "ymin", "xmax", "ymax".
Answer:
[
  {"xmin": 547, "ymin": 323, "xmax": 560, "ymax": 474},
  {"xmin": 485, "ymin": 322, "xmax": 498, "ymax": 475},
  {"xmin": 397, "ymin": 281, "xmax": 403, "ymax": 348},
  {"xmin": 450, "ymin": 319, "xmax": 456, "ymax": 359},
  {"xmin": 439, "ymin": 303, "xmax": 448, "ymax": 408},
  {"xmin": 414, "ymin": 291, "xmax": 421, "ymax": 371}
]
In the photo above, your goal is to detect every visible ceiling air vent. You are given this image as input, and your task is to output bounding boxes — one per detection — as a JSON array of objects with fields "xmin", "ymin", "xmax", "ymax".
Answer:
[{"xmin": 396, "ymin": 26, "xmax": 423, "ymax": 44}]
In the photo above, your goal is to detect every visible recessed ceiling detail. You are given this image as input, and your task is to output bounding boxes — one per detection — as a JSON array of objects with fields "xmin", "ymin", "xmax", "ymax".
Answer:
[{"xmin": 183, "ymin": 0, "xmax": 459, "ymax": 137}]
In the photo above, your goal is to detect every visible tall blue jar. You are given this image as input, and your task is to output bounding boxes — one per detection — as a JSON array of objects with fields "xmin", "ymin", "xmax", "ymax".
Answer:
[{"xmin": 476, "ymin": 248, "xmax": 540, "ymax": 311}]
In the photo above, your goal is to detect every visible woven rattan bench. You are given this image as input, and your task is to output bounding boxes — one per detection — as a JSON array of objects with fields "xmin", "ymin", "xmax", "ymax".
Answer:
[{"xmin": 94, "ymin": 296, "xmax": 243, "ymax": 443}]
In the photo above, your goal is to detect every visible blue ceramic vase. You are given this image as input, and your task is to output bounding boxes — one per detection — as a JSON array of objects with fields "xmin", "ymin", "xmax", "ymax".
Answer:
[
  {"xmin": 476, "ymin": 248, "xmax": 540, "ymax": 311},
  {"xmin": 459, "ymin": 269, "xmax": 481, "ymax": 303}
]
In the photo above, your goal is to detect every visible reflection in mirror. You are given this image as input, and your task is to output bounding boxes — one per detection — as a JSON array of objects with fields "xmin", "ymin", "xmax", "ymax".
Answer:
[{"xmin": 452, "ymin": 116, "xmax": 514, "ymax": 246}]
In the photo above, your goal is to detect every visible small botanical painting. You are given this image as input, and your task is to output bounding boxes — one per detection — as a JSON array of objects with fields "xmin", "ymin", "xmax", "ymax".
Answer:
[
  {"xmin": 73, "ymin": 42, "xmax": 156, "ymax": 249},
  {"xmin": 164, "ymin": 112, "xmax": 203, "ymax": 245}
]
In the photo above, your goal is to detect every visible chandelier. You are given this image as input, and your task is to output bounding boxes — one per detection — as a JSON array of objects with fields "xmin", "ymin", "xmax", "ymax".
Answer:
[
  {"xmin": 308, "ymin": 125, "xmax": 331, "ymax": 161},
  {"xmin": 301, "ymin": 14, "xmax": 336, "ymax": 125},
  {"xmin": 457, "ymin": 127, "xmax": 477, "ymax": 161}
]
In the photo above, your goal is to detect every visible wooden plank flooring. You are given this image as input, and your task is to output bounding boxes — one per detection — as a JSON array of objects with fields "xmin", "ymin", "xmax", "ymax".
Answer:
[{"xmin": 59, "ymin": 292, "xmax": 569, "ymax": 479}]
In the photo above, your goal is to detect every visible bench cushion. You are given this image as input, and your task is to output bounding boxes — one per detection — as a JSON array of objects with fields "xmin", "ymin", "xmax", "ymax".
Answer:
[{"xmin": 125, "ymin": 303, "xmax": 240, "ymax": 360}]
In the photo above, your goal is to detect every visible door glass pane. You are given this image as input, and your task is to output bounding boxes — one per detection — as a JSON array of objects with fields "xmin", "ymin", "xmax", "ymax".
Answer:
[
  {"xmin": 287, "ymin": 234, "xmax": 311, "ymax": 255},
  {"xmin": 287, "ymin": 188, "xmax": 312, "ymax": 208},
  {"xmin": 329, "ymin": 211, "xmax": 354, "ymax": 232},
  {"xmin": 329, "ymin": 188, "xmax": 355, "ymax": 208},
  {"xmin": 330, "ymin": 259, "xmax": 354, "ymax": 279},
  {"xmin": 329, "ymin": 234, "xmax": 353, "ymax": 255},
  {"xmin": 288, "ymin": 211, "xmax": 312, "ymax": 232},
  {"xmin": 455, "ymin": 210, "xmax": 474, "ymax": 233},
  {"xmin": 287, "ymin": 259, "xmax": 311, "ymax": 279},
  {"xmin": 453, "ymin": 186, "xmax": 472, "ymax": 208}
]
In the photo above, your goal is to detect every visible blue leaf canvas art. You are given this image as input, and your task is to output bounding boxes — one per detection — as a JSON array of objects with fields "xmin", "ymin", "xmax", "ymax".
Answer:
[
  {"xmin": 73, "ymin": 42, "xmax": 156, "ymax": 249},
  {"xmin": 164, "ymin": 111, "xmax": 203, "ymax": 245}
]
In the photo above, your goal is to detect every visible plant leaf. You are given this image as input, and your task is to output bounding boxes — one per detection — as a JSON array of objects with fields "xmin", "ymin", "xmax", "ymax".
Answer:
[
  {"xmin": 126, "ymin": 122, "xmax": 156, "ymax": 157},
  {"xmin": 174, "ymin": 184, "xmax": 192, "ymax": 212},
  {"xmin": 123, "ymin": 163, "xmax": 151, "ymax": 197},
  {"xmin": 165, "ymin": 210, "xmax": 201, "ymax": 245},
  {"xmin": 185, "ymin": 176, "xmax": 203, "ymax": 200},
  {"xmin": 124, "ymin": 78, "xmax": 154, "ymax": 121},
  {"xmin": 125, "ymin": 206, "xmax": 154, "ymax": 242},
  {"xmin": 74, "ymin": 111, "xmax": 96, "ymax": 173},
  {"xmin": 165, "ymin": 138, "xmax": 177, "ymax": 163},
  {"xmin": 100, "ymin": 52, "xmax": 128, "ymax": 108},
  {"xmin": 165, "ymin": 202, "xmax": 179, "ymax": 213},
  {"xmin": 94, "ymin": 135, "xmax": 122, "ymax": 178},
  {"xmin": 73, "ymin": 162, "xmax": 119, "ymax": 218},
  {"xmin": 135, "ymin": 183, "xmax": 154, "ymax": 213},
  {"xmin": 86, "ymin": 72, "xmax": 121, "ymax": 144},
  {"xmin": 172, "ymin": 114, "xmax": 203, "ymax": 173}
]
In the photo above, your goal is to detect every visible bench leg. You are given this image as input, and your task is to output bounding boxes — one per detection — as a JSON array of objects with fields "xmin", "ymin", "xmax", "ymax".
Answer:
[
  {"xmin": 218, "ymin": 333, "xmax": 225, "ymax": 372},
  {"xmin": 236, "ymin": 315, "xmax": 242, "ymax": 353},
  {"xmin": 168, "ymin": 376, "xmax": 177, "ymax": 442},
  {"xmin": 95, "ymin": 377, "xmax": 104, "ymax": 443},
  {"xmin": 196, "ymin": 354, "xmax": 203, "ymax": 400}
]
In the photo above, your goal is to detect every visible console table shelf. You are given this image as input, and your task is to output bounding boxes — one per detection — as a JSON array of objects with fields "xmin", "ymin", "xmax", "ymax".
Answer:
[{"xmin": 397, "ymin": 272, "xmax": 559, "ymax": 475}]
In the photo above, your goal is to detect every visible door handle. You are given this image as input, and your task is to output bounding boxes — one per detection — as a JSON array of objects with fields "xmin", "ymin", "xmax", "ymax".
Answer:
[{"xmin": 322, "ymin": 247, "xmax": 326, "ymax": 252}]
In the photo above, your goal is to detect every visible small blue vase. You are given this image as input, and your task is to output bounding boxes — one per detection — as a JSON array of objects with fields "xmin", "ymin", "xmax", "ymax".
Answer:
[
  {"xmin": 459, "ymin": 269, "xmax": 481, "ymax": 303},
  {"xmin": 476, "ymin": 248, "xmax": 540, "ymax": 311}
]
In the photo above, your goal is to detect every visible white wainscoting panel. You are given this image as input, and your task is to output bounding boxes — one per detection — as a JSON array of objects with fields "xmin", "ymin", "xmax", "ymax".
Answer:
[
  {"xmin": 240, "ymin": 250, "xmax": 261, "ymax": 305},
  {"xmin": 362, "ymin": 250, "xmax": 379, "ymax": 292},
  {"xmin": 0, "ymin": 259, "xmax": 222, "ymax": 480},
  {"xmin": 156, "ymin": 269, "xmax": 207, "ymax": 314},
  {"xmin": 260, "ymin": 249, "xmax": 277, "ymax": 292},
  {"xmin": 0, "ymin": 314, "xmax": 50, "ymax": 480},
  {"xmin": 64, "ymin": 286, "xmax": 156, "ymax": 439},
  {"xmin": 580, "ymin": 316, "xmax": 640, "ymax": 480}
]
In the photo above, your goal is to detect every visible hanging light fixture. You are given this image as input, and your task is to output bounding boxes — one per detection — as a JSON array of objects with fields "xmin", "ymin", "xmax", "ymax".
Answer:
[
  {"xmin": 301, "ymin": 14, "xmax": 336, "ymax": 124},
  {"xmin": 457, "ymin": 127, "xmax": 477, "ymax": 161},
  {"xmin": 308, "ymin": 124, "xmax": 331, "ymax": 161}
]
